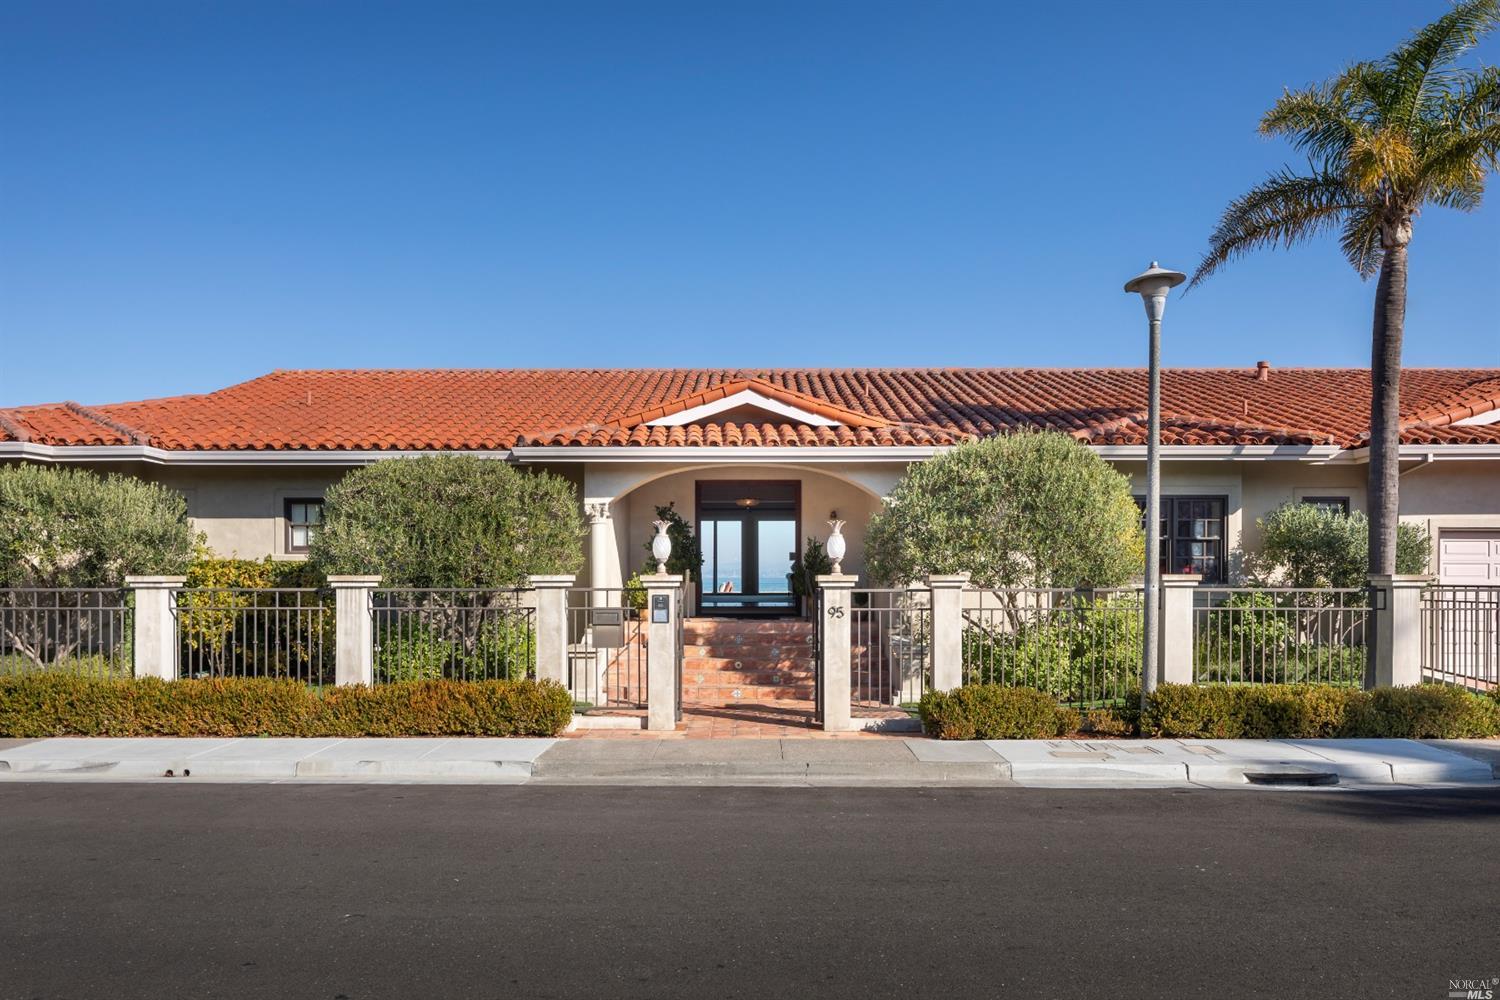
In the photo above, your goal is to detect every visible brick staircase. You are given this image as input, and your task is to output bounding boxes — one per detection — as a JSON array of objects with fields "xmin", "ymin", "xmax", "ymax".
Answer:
[{"xmin": 680, "ymin": 618, "xmax": 817, "ymax": 705}]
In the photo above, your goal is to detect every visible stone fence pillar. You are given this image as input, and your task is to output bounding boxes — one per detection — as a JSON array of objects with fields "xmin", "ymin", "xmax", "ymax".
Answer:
[
  {"xmin": 925, "ymin": 574, "xmax": 969, "ymax": 693},
  {"xmin": 817, "ymin": 574, "xmax": 858, "ymax": 732},
  {"xmin": 641, "ymin": 574, "xmax": 683, "ymax": 731},
  {"xmin": 1159, "ymin": 574, "xmax": 1201, "ymax": 686},
  {"xmin": 528, "ymin": 575, "xmax": 576, "ymax": 686},
  {"xmin": 1369, "ymin": 574, "xmax": 1431, "ymax": 688},
  {"xmin": 125, "ymin": 576, "xmax": 186, "ymax": 680},
  {"xmin": 328, "ymin": 576, "xmax": 380, "ymax": 686}
]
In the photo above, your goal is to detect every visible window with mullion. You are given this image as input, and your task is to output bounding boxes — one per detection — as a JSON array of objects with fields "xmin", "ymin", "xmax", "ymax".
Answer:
[
  {"xmin": 285, "ymin": 499, "xmax": 324, "ymax": 554},
  {"xmin": 1134, "ymin": 495, "xmax": 1227, "ymax": 582}
]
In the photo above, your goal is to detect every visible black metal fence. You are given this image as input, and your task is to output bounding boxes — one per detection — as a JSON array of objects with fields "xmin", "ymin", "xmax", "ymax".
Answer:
[
  {"xmin": 175, "ymin": 588, "xmax": 335, "ymax": 686},
  {"xmin": 1192, "ymin": 588, "xmax": 1367, "ymax": 687},
  {"xmin": 0, "ymin": 588, "xmax": 134, "ymax": 678},
  {"xmin": 962, "ymin": 588, "xmax": 1141, "ymax": 708},
  {"xmin": 371, "ymin": 589, "xmax": 535, "ymax": 683},
  {"xmin": 850, "ymin": 588, "xmax": 931, "ymax": 709},
  {"xmin": 1422, "ymin": 585, "xmax": 1499, "ymax": 691}
]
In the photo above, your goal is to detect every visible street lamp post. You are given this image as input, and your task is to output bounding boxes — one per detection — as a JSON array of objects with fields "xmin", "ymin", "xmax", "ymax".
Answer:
[{"xmin": 1124, "ymin": 262, "xmax": 1186, "ymax": 706}]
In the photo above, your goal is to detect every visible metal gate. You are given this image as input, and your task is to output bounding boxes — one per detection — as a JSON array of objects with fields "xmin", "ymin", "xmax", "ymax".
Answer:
[
  {"xmin": 849, "ymin": 589, "xmax": 931, "ymax": 709},
  {"xmin": 566, "ymin": 588, "xmax": 647, "ymax": 709}
]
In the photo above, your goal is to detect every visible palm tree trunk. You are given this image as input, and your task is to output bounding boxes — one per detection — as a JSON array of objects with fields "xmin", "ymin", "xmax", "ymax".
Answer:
[{"xmin": 1367, "ymin": 239, "xmax": 1408, "ymax": 577}]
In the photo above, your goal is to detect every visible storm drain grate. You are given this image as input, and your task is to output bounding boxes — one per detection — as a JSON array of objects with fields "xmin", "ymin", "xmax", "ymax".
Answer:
[{"xmin": 1244, "ymin": 771, "xmax": 1338, "ymax": 787}]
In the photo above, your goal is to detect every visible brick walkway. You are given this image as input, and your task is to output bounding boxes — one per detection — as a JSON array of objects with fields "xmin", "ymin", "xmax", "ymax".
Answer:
[{"xmin": 567, "ymin": 700, "xmax": 914, "ymax": 739}]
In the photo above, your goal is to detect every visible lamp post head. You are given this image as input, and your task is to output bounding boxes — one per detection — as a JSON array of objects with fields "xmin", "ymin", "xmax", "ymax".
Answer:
[{"xmin": 1123, "ymin": 261, "xmax": 1186, "ymax": 322}]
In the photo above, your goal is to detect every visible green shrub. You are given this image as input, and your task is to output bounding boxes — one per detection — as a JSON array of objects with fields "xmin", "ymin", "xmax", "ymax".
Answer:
[
  {"xmin": 1343, "ymin": 685, "xmax": 1500, "ymax": 739},
  {"xmin": 918, "ymin": 685, "xmax": 1077, "ymax": 739},
  {"xmin": 867, "ymin": 431, "xmax": 1144, "ymax": 590},
  {"xmin": 0, "ymin": 675, "xmax": 573, "ymax": 738},
  {"xmin": 374, "ymin": 627, "xmax": 452, "ymax": 683},
  {"xmin": 0, "ymin": 464, "xmax": 195, "ymax": 588},
  {"xmin": 1141, "ymin": 682, "xmax": 1500, "ymax": 739},
  {"xmin": 962, "ymin": 593, "xmax": 1141, "ymax": 704}
]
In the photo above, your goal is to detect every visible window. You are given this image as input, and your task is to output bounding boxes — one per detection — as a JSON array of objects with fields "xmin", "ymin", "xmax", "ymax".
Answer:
[
  {"xmin": 1134, "ymin": 495, "xmax": 1228, "ymax": 582},
  {"xmin": 285, "ymin": 499, "xmax": 323, "ymax": 553},
  {"xmin": 1302, "ymin": 496, "xmax": 1350, "ymax": 515}
]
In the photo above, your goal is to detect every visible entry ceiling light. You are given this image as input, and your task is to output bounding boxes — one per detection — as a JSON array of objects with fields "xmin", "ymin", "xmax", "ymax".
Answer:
[{"xmin": 735, "ymin": 497, "xmax": 760, "ymax": 508}]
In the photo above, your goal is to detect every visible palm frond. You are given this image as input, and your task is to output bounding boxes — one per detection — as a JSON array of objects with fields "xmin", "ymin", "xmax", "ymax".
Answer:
[
  {"xmin": 1189, "ymin": 168, "xmax": 1358, "ymax": 287},
  {"xmin": 1388, "ymin": 0, "xmax": 1500, "ymax": 124},
  {"xmin": 1338, "ymin": 210, "xmax": 1385, "ymax": 278},
  {"xmin": 1260, "ymin": 79, "xmax": 1364, "ymax": 160},
  {"xmin": 1421, "ymin": 122, "xmax": 1500, "ymax": 202}
]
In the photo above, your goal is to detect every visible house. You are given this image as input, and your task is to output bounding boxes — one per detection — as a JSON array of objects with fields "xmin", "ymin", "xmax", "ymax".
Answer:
[{"xmin": 3, "ymin": 366, "xmax": 1499, "ymax": 609}]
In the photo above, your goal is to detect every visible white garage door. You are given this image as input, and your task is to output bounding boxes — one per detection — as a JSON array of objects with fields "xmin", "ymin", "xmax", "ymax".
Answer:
[
  {"xmin": 1439, "ymin": 531, "xmax": 1500, "ymax": 584},
  {"xmin": 1433, "ymin": 531, "xmax": 1500, "ymax": 686}
]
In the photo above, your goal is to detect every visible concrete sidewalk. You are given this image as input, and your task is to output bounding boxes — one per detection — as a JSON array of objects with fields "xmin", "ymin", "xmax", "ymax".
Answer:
[{"xmin": 0, "ymin": 736, "xmax": 1496, "ymax": 786}]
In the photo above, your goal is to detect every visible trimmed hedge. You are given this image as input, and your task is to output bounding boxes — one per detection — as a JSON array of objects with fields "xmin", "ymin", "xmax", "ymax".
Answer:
[
  {"xmin": 921, "ymin": 682, "xmax": 1500, "ymax": 740},
  {"xmin": 0, "ymin": 675, "xmax": 573, "ymax": 738},
  {"xmin": 1142, "ymin": 683, "xmax": 1500, "ymax": 740},
  {"xmin": 918, "ymin": 686, "xmax": 1079, "ymax": 739}
]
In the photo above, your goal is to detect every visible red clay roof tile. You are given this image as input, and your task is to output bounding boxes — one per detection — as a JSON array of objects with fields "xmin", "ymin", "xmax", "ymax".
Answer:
[{"xmin": 2, "ymin": 367, "xmax": 1498, "ymax": 451}]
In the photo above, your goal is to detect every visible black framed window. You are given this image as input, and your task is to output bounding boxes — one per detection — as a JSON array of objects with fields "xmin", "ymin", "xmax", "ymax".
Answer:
[
  {"xmin": 285, "ymin": 499, "xmax": 323, "ymax": 553},
  {"xmin": 1302, "ymin": 496, "xmax": 1350, "ymax": 515},
  {"xmin": 1134, "ymin": 495, "xmax": 1228, "ymax": 582}
]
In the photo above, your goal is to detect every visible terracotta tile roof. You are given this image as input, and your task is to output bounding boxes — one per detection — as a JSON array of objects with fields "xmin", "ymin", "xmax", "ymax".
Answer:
[{"xmin": 3, "ymin": 367, "xmax": 1499, "ymax": 452}]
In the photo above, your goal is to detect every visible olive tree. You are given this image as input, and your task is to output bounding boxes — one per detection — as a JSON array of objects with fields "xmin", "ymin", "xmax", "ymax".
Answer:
[
  {"xmin": 865, "ymin": 432, "xmax": 1144, "ymax": 590},
  {"xmin": 0, "ymin": 464, "xmax": 195, "ymax": 588},
  {"xmin": 1251, "ymin": 503, "xmax": 1429, "ymax": 589},
  {"xmin": 310, "ymin": 456, "xmax": 584, "ymax": 587}
]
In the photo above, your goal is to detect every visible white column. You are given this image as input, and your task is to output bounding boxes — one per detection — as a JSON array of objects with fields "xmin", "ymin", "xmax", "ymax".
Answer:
[
  {"xmin": 642, "ymin": 574, "xmax": 682, "ymax": 731},
  {"xmin": 817, "ymin": 574, "xmax": 858, "ymax": 732},
  {"xmin": 125, "ymin": 576, "xmax": 186, "ymax": 680},
  {"xmin": 528, "ymin": 575, "xmax": 575, "ymax": 685},
  {"xmin": 926, "ymin": 573, "xmax": 969, "ymax": 693},
  {"xmin": 1159, "ymin": 574, "xmax": 1200, "ymax": 686},
  {"xmin": 585, "ymin": 500, "xmax": 616, "ymax": 606},
  {"xmin": 328, "ymin": 575, "xmax": 380, "ymax": 686},
  {"xmin": 1370, "ymin": 574, "xmax": 1430, "ymax": 688}
]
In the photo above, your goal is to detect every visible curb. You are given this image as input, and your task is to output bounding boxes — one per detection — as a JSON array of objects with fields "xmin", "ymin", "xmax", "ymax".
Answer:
[{"xmin": 0, "ymin": 758, "xmax": 541, "ymax": 780}]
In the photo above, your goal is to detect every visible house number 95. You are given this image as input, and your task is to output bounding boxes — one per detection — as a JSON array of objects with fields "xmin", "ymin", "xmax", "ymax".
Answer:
[{"xmin": 826, "ymin": 605, "xmax": 845, "ymax": 619}]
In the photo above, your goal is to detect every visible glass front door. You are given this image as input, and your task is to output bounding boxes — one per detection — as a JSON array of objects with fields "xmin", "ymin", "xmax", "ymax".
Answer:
[{"xmin": 697, "ymin": 482, "xmax": 800, "ymax": 616}]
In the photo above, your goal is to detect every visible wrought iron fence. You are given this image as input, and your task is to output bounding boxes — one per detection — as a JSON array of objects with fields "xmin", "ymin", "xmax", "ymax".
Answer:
[
  {"xmin": 1422, "ymin": 585, "xmax": 1499, "ymax": 691},
  {"xmin": 962, "ymin": 588, "xmax": 1141, "ymax": 708},
  {"xmin": 566, "ymin": 588, "xmax": 647, "ymax": 708},
  {"xmin": 850, "ymin": 588, "xmax": 930, "ymax": 709},
  {"xmin": 175, "ymin": 588, "xmax": 334, "ymax": 686},
  {"xmin": 371, "ymin": 589, "xmax": 535, "ymax": 683},
  {"xmin": 0, "ymin": 588, "xmax": 134, "ymax": 678},
  {"xmin": 1192, "ymin": 588, "xmax": 1367, "ymax": 687}
]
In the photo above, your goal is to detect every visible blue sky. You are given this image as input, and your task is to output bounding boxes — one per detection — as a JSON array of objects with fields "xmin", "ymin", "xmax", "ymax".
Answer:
[{"xmin": 2, "ymin": 0, "xmax": 1497, "ymax": 407}]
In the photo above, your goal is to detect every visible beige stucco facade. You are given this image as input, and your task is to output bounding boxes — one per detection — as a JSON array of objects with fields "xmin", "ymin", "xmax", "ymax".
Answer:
[{"xmin": 14, "ymin": 451, "xmax": 1500, "ymax": 591}]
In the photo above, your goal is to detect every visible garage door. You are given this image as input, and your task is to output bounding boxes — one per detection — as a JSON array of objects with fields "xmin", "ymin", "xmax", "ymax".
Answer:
[
  {"xmin": 1432, "ymin": 531, "xmax": 1500, "ymax": 687},
  {"xmin": 1440, "ymin": 531, "xmax": 1500, "ymax": 584}
]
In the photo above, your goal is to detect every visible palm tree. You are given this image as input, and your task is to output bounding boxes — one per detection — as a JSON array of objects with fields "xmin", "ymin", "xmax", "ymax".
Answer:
[{"xmin": 1191, "ymin": 0, "xmax": 1500, "ymax": 582}]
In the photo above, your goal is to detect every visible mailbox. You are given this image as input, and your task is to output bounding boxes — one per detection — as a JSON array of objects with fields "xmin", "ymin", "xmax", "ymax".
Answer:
[{"xmin": 591, "ymin": 608, "xmax": 625, "ymax": 648}]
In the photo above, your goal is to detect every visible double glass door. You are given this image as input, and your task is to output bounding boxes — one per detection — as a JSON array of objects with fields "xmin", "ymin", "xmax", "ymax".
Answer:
[{"xmin": 697, "ymin": 482, "xmax": 799, "ymax": 615}]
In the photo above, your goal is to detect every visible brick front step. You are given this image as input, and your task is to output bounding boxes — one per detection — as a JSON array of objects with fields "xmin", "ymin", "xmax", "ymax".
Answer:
[
  {"xmin": 682, "ymin": 685, "xmax": 815, "ymax": 703},
  {"xmin": 682, "ymin": 669, "xmax": 815, "ymax": 687},
  {"xmin": 682, "ymin": 654, "xmax": 814, "ymax": 670},
  {"xmin": 681, "ymin": 648, "xmax": 815, "ymax": 662}
]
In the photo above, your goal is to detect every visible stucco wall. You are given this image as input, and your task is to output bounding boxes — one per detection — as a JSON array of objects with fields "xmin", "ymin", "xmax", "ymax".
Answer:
[{"xmin": 11, "ymin": 452, "xmax": 1499, "ymax": 585}]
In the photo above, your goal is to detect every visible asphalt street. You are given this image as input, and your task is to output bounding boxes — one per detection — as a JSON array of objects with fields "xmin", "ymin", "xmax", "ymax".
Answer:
[{"xmin": 2, "ymin": 783, "xmax": 1497, "ymax": 1000}]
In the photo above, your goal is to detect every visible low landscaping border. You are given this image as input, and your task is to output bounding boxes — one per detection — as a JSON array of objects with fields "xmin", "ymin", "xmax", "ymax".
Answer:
[
  {"xmin": 920, "ymin": 683, "xmax": 1500, "ymax": 741},
  {"xmin": 0, "ymin": 675, "xmax": 573, "ymax": 738}
]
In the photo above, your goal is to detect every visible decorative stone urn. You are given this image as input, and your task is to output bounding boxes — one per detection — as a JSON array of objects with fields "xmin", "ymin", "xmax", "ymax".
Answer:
[
  {"xmin": 826, "ymin": 519, "xmax": 847, "ymax": 575},
  {"xmin": 651, "ymin": 519, "xmax": 673, "ymax": 572}
]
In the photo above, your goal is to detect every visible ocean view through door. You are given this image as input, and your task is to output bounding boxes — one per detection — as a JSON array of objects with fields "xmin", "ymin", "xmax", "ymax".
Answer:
[{"xmin": 696, "ymin": 481, "xmax": 800, "ymax": 616}]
